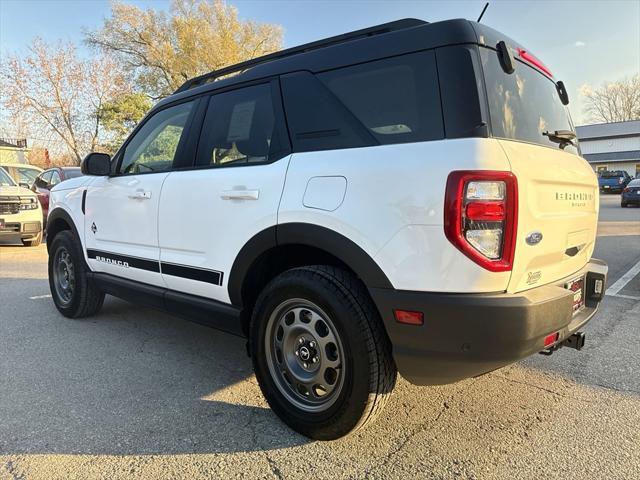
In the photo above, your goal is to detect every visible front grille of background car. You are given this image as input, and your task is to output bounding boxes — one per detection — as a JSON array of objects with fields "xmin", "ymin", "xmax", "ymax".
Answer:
[{"xmin": 0, "ymin": 197, "xmax": 20, "ymax": 215}]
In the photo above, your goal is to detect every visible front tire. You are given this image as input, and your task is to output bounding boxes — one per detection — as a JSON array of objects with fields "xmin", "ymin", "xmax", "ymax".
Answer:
[
  {"xmin": 48, "ymin": 230, "xmax": 105, "ymax": 318},
  {"xmin": 250, "ymin": 266, "xmax": 397, "ymax": 440}
]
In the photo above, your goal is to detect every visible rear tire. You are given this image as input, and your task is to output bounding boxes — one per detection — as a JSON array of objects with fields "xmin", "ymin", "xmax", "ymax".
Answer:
[
  {"xmin": 48, "ymin": 230, "xmax": 104, "ymax": 318},
  {"xmin": 22, "ymin": 233, "xmax": 42, "ymax": 247},
  {"xmin": 250, "ymin": 265, "xmax": 397, "ymax": 440}
]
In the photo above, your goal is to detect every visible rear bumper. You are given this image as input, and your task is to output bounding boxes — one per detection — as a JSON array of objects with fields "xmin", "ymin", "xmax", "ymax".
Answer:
[
  {"xmin": 370, "ymin": 259, "xmax": 608, "ymax": 385},
  {"xmin": 600, "ymin": 186, "xmax": 624, "ymax": 193}
]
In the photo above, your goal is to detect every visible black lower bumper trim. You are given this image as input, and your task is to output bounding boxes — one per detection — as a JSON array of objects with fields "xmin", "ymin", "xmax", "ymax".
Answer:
[{"xmin": 369, "ymin": 259, "xmax": 608, "ymax": 386}]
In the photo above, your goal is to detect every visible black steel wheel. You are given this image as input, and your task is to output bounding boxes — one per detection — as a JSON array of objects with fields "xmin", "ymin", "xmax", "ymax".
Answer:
[{"xmin": 251, "ymin": 265, "xmax": 397, "ymax": 440}]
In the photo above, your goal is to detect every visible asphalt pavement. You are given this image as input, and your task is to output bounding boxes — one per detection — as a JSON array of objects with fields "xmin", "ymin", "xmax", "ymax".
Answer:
[{"xmin": 0, "ymin": 195, "xmax": 639, "ymax": 479}]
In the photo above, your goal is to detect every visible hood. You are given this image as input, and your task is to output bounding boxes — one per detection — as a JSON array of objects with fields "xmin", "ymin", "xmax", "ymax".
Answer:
[
  {"xmin": 0, "ymin": 185, "xmax": 37, "ymax": 197},
  {"xmin": 51, "ymin": 175, "xmax": 93, "ymax": 192}
]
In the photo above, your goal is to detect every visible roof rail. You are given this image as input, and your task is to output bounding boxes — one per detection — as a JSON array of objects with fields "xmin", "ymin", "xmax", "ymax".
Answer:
[{"xmin": 174, "ymin": 18, "xmax": 427, "ymax": 94}]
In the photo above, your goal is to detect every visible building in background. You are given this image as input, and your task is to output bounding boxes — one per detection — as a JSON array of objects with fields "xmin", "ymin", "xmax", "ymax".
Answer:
[
  {"xmin": 576, "ymin": 120, "xmax": 640, "ymax": 178},
  {"xmin": 0, "ymin": 138, "xmax": 30, "ymax": 164}
]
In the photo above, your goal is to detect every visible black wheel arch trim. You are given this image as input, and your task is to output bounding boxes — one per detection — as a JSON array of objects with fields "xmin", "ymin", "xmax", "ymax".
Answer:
[
  {"xmin": 228, "ymin": 223, "xmax": 393, "ymax": 307},
  {"xmin": 46, "ymin": 207, "xmax": 82, "ymax": 253}
]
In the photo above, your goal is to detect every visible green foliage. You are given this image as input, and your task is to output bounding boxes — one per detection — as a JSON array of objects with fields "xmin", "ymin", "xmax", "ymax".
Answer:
[{"xmin": 99, "ymin": 92, "xmax": 152, "ymax": 151}]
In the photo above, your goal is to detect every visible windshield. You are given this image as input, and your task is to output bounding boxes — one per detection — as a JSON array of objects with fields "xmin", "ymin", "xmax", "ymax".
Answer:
[
  {"xmin": 601, "ymin": 171, "xmax": 625, "ymax": 178},
  {"xmin": 480, "ymin": 47, "xmax": 578, "ymax": 155},
  {"xmin": 0, "ymin": 167, "xmax": 16, "ymax": 187}
]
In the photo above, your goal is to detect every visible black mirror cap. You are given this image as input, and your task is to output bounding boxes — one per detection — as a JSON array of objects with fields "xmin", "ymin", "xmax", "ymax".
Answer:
[
  {"xmin": 556, "ymin": 80, "xmax": 570, "ymax": 105},
  {"xmin": 81, "ymin": 152, "xmax": 111, "ymax": 176},
  {"xmin": 496, "ymin": 40, "xmax": 515, "ymax": 74}
]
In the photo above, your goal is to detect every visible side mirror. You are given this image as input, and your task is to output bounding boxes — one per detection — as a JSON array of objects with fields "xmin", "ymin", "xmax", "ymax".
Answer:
[
  {"xmin": 19, "ymin": 181, "xmax": 30, "ymax": 188},
  {"xmin": 81, "ymin": 152, "xmax": 111, "ymax": 176}
]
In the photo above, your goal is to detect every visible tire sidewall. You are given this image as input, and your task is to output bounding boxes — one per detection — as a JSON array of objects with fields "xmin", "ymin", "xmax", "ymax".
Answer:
[
  {"xmin": 48, "ymin": 231, "xmax": 85, "ymax": 317},
  {"xmin": 251, "ymin": 270, "xmax": 374, "ymax": 438}
]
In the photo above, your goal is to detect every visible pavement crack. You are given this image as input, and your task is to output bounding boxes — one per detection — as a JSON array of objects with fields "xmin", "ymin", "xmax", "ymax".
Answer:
[
  {"xmin": 491, "ymin": 374, "xmax": 599, "ymax": 403},
  {"xmin": 4, "ymin": 460, "xmax": 26, "ymax": 480},
  {"xmin": 370, "ymin": 398, "xmax": 451, "ymax": 475},
  {"xmin": 264, "ymin": 453, "xmax": 284, "ymax": 480}
]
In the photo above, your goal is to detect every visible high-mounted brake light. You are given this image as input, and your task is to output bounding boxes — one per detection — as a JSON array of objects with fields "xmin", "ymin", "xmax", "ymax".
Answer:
[
  {"xmin": 444, "ymin": 171, "xmax": 518, "ymax": 272},
  {"xmin": 516, "ymin": 48, "xmax": 553, "ymax": 78}
]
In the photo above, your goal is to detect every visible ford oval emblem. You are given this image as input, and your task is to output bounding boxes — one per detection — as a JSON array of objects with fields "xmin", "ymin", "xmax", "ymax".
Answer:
[{"xmin": 526, "ymin": 231, "xmax": 543, "ymax": 245}]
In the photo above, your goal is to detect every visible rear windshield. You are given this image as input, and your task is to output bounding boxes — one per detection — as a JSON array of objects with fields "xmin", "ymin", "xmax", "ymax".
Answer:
[
  {"xmin": 600, "ymin": 171, "xmax": 625, "ymax": 178},
  {"xmin": 480, "ymin": 47, "xmax": 578, "ymax": 155}
]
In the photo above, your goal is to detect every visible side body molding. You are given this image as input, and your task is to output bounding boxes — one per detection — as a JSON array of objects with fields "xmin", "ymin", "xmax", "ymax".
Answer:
[{"xmin": 227, "ymin": 223, "xmax": 393, "ymax": 307}]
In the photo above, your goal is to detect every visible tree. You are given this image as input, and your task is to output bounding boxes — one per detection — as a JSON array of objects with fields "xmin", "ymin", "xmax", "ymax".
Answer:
[
  {"xmin": 581, "ymin": 75, "xmax": 640, "ymax": 123},
  {"xmin": 0, "ymin": 39, "xmax": 130, "ymax": 163},
  {"xmin": 86, "ymin": 0, "xmax": 283, "ymax": 99},
  {"xmin": 99, "ymin": 92, "xmax": 152, "ymax": 151}
]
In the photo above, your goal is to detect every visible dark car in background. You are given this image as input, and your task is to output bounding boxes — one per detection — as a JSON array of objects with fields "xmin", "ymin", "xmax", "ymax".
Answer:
[
  {"xmin": 621, "ymin": 179, "xmax": 640, "ymax": 207},
  {"xmin": 598, "ymin": 170, "xmax": 632, "ymax": 193},
  {"xmin": 32, "ymin": 167, "xmax": 82, "ymax": 224}
]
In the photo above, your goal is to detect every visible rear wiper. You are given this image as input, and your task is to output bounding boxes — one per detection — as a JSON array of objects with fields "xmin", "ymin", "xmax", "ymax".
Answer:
[{"xmin": 542, "ymin": 130, "xmax": 576, "ymax": 150}]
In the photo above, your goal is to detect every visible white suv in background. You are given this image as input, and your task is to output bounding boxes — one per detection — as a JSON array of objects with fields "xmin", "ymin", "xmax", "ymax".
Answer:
[
  {"xmin": 0, "ymin": 167, "xmax": 42, "ymax": 246},
  {"xmin": 45, "ymin": 19, "xmax": 608, "ymax": 439}
]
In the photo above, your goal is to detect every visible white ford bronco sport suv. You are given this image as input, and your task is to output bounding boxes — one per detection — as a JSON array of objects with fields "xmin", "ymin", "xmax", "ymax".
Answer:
[
  {"xmin": 0, "ymin": 167, "xmax": 42, "ymax": 246},
  {"xmin": 47, "ymin": 19, "xmax": 608, "ymax": 440}
]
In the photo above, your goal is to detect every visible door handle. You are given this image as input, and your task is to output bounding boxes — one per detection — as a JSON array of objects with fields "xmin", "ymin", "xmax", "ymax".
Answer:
[
  {"xmin": 128, "ymin": 190, "xmax": 152, "ymax": 200},
  {"xmin": 221, "ymin": 189, "xmax": 259, "ymax": 200}
]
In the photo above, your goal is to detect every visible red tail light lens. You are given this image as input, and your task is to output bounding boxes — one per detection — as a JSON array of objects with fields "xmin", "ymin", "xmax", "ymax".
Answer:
[
  {"xmin": 444, "ymin": 171, "xmax": 518, "ymax": 272},
  {"xmin": 623, "ymin": 187, "xmax": 630, "ymax": 192}
]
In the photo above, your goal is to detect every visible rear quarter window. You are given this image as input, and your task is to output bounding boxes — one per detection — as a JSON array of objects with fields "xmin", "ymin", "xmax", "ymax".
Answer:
[{"xmin": 318, "ymin": 50, "xmax": 444, "ymax": 145}]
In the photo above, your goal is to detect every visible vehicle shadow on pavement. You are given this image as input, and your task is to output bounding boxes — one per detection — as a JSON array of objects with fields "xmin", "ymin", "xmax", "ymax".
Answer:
[{"xmin": 0, "ymin": 283, "xmax": 310, "ymax": 455}]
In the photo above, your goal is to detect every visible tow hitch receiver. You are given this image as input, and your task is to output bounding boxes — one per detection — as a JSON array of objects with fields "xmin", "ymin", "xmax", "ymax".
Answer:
[
  {"xmin": 539, "ymin": 332, "xmax": 586, "ymax": 355},
  {"xmin": 562, "ymin": 331, "xmax": 586, "ymax": 351}
]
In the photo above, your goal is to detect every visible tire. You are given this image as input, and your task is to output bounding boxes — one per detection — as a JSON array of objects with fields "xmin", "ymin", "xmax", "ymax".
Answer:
[
  {"xmin": 48, "ymin": 230, "xmax": 105, "ymax": 318},
  {"xmin": 22, "ymin": 233, "xmax": 42, "ymax": 247},
  {"xmin": 621, "ymin": 202, "xmax": 627, "ymax": 208},
  {"xmin": 250, "ymin": 265, "xmax": 397, "ymax": 440}
]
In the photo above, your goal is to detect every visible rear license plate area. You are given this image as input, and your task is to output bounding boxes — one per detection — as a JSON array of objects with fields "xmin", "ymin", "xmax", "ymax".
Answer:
[{"xmin": 565, "ymin": 276, "xmax": 585, "ymax": 314}]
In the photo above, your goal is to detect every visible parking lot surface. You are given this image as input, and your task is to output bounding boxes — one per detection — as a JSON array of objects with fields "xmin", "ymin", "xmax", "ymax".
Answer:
[{"xmin": 1, "ymin": 195, "xmax": 639, "ymax": 479}]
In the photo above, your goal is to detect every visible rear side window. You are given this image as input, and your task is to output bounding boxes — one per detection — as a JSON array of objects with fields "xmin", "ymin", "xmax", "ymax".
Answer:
[
  {"xmin": 318, "ymin": 51, "xmax": 444, "ymax": 145},
  {"xmin": 196, "ymin": 83, "xmax": 283, "ymax": 167}
]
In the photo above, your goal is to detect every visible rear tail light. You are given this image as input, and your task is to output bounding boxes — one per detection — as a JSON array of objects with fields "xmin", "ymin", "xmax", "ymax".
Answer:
[
  {"xmin": 516, "ymin": 48, "xmax": 553, "ymax": 78},
  {"xmin": 623, "ymin": 187, "xmax": 630, "ymax": 192},
  {"xmin": 543, "ymin": 332, "xmax": 560, "ymax": 347},
  {"xmin": 444, "ymin": 171, "xmax": 518, "ymax": 272}
]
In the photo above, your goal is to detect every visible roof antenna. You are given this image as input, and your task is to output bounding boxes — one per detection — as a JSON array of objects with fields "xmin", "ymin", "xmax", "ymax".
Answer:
[{"xmin": 477, "ymin": 2, "xmax": 489, "ymax": 22}]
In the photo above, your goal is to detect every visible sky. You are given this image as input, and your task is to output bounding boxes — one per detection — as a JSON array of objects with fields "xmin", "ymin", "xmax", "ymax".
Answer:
[{"xmin": 1, "ymin": 0, "xmax": 639, "ymax": 125}]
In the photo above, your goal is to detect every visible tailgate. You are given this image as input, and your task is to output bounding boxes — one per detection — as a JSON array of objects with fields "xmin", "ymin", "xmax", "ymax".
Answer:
[{"xmin": 499, "ymin": 140, "xmax": 599, "ymax": 293}]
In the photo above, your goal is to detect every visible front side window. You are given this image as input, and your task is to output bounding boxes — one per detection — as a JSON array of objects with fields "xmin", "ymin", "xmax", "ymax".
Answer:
[
  {"xmin": 197, "ymin": 83, "xmax": 277, "ymax": 167},
  {"xmin": 50, "ymin": 171, "xmax": 61, "ymax": 186},
  {"xmin": 120, "ymin": 101, "xmax": 195, "ymax": 175},
  {"xmin": 36, "ymin": 171, "xmax": 53, "ymax": 189}
]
